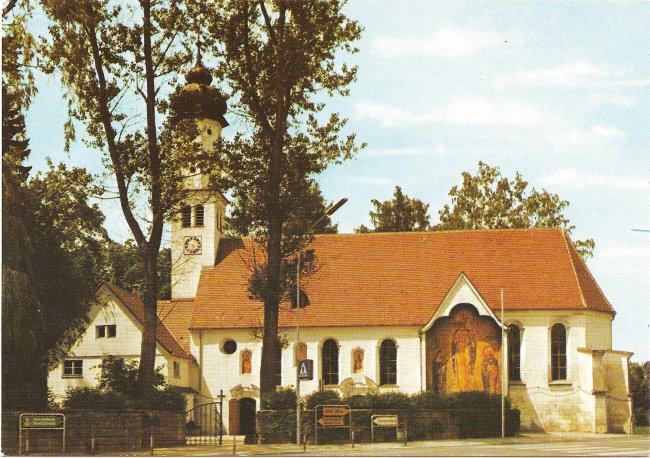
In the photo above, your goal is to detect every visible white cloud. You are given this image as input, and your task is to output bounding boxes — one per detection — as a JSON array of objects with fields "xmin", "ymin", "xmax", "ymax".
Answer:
[
  {"xmin": 362, "ymin": 145, "xmax": 448, "ymax": 158},
  {"xmin": 599, "ymin": 243, "xmax": 650, "ymax": 259},
  {"xmin": 355, "ymin": 99, "xmax": 543, "ymax": 127},
  {"xmin": 545, "ymin": 125, "xmax": 626, "ymax": 150},
  {"xmin": 374, "ymin": 27, "xmax": 505, "ymax": 58},
  {"xmin": 499, "ymin": 60, "xmax": 650, "ymax": 88},
  {"xmin": 586, "ymin": 93, "xmax": 638, "ymax": 108},
  {"xmin": 346, "ymin": 175, "xmax": 391, "ymax": 186},
  {"xmin": 541, "ymin": 169, "xmax": 650, "ymax": 190}
]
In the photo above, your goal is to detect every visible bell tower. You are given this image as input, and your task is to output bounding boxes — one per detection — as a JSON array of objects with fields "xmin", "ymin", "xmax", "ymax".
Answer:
[{"xmin": 169, "ymin": 49, "xmax": 228, "ymax": 299}]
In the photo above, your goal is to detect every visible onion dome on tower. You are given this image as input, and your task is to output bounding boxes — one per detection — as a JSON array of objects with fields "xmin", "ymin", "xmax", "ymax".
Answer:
[{"xmin": 169, "ymin": 44, "xmax": 228, "ymax": 126}]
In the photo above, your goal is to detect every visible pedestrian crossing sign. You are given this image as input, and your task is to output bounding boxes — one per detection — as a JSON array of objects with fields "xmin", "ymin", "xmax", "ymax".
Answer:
[{"xmin": 297, "ymin": 359, "xmax": 313, "ymax": 380}]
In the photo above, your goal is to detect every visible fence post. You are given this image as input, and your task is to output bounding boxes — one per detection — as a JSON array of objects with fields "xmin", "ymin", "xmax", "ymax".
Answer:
[
  {"xmin": 91, "ymin": 425, "xmax": 96, "ymax": 456},
  {"xmin": 219, "ymin": 390, "xmax": 224, "ymax": 446},
  {"xmin": 149, "ymin": 428, "xmax": 154, "ymax": 456},
  {"xmin": 231, "ymin": 434, "xmax": 236, "ymax": 456}
]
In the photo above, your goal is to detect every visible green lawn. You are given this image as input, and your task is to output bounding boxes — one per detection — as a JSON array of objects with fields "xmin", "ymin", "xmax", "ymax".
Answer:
[{"xmin": 635, "ymin": 426, "xmax": 649, "ymax": 435}]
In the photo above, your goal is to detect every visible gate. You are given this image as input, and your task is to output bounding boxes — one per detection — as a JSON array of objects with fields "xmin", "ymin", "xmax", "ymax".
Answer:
[{"xmin": 185, "ymin": 395, "xmax": 224, "ymax": 445}]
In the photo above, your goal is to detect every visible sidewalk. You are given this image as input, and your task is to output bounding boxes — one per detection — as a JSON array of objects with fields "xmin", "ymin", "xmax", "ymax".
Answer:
[{"xmin": 139, "ymin": 433, "xmax": 615, "ymax": 456}]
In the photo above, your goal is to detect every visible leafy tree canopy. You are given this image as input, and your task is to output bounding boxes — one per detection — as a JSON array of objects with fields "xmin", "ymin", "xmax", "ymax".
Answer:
[
  {"xmin": 41, "ymin": 0, "xmax": 209, "ymax": 388},
  {"xmin": 104, "ymin": 241, "xmax": 172, "ymax": 300},
  {"xmin": 356, "ymin": 185, "xmax": 431, "ymax": 233},
  {"xmin": 436, "ymin": 161, "xmax": 595, "ymax": 258},
  {"xmin": 629, "ymin": 361, "xmax": 649, "ymax": 426},
  {"xmin": 3, "ymin": 2, "xmax": 110, "ymax": 408},
  {"xmin": 199, "ymin": 0, "xmax": 364, "ymax": 394}
]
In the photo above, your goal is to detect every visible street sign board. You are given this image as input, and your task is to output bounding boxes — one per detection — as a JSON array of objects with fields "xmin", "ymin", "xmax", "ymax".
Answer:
[
  {"xmin": 21, "ymin": 414, "xmax": 64, "ymax": 429},
  {"xmin": 322, "ymin": 406, "xmax": 349, "ymax": 417},
  {"xmin": 314, "ymin": 404, "xmax": 353, "ymax": 444},
  {"xmin": 19, "ymin": 413, "xmax": 66, "ymax": 455},
  {"xmin": 297, "ymin": 359, "xmax": 313, "ymax": 380},
  {"xmin": 372, "ymin": 415, "xmax": 398, "ymax": 427},
  {"xmin": 318, "ymin": 417, "xmax": 345, "ymax": 426}
]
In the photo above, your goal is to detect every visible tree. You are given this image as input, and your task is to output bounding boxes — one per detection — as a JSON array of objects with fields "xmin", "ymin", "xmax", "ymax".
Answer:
[
  {"xmin": 436, "ymin": 161, "xmax": 595, "ymax": 259},
  {"xmin": 201, "ymin": 0, "xmax": 363, "ymax": 395},
  {"xmin": 42, "ymin": 0, "xmax": 207, "ymax": 389},
  {"xmin": 629, "ymin": 361, "xmax": 649, "ymax": 426},
  {"xmin": 357, "ymin": 185, "xmax": 431, "ymax": 233},
  {"xmin": 104, "ymin": 241, "xmax": 172, "ymax": 300},
  {"xmin": 3, "ymin": 1, "xmax": 104, "ymax": 408}
]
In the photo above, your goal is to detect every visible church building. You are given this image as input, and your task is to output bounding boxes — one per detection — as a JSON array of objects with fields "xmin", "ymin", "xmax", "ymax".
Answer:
[{"xmin": 48, "ymin": 59, "xmax": 633, "ymax": 436}]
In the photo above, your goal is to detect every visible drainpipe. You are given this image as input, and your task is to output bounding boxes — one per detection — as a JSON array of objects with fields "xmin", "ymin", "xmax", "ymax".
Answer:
[
  {"xmin": 199, "ymin": 330, "xmax": 203, "ymax": 393},
  {"xmin": 419, "ymin": 330, "xmax": 425, "ymax": 391}
]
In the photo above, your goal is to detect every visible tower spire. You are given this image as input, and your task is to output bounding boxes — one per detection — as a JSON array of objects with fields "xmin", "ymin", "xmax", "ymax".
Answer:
[{"xmin": 196, "ymin": 36, "xmax": 203, "ymax": 66}]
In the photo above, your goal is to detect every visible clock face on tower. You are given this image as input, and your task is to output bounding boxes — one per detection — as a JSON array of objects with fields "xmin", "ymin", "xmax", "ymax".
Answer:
[{"xmin": 183, "ymin": 236, "xmax": 202, "ymax": 255}]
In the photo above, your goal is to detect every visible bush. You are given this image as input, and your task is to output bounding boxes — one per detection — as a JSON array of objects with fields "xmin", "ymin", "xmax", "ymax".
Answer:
[
  {"xmin": 97, "ymin": 356, "xmax": 165, "ymax": 399},
  {"xmin": 63, "ymin": 387, "xmax": 130, "ymax": 410},
  {"xmin": 445, "ymin": 391, "xmax": 509, "ymax": 410},
  {"xmin": 61, "ymin": 357, "xmax": 186, "ymax": 412},
  {"xmin": 140, "ymin": 386, "xmax": 186, "ymax": 411},
  {"xmin": 345, "ymin": 394, "xmax": 371, "ymax": 409},
  {"xmin": 366, "ymin": 392, "xmax": 412, "ymax": 409},
  {"xmin": 304, "ymin": 390, "xmax": 341, "ymax": 410},
  {"xmin": 261, "ymin": 387, "xmax": 297, "ymax": 410},
  {"xmin": 410, "ymin": 391, "xmax": 447, "ymax": 409}
]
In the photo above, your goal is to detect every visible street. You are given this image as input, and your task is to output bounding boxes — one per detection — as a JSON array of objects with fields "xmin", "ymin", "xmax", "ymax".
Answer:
[{"xmin": 146, "ymin": 433, "xmax": 650, "ymax": 457}]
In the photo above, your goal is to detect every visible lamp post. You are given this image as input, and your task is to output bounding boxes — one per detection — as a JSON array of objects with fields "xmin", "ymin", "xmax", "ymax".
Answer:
[{"xmin": 296, "ymin": 198, "xmax": 347, "ymax": 445}]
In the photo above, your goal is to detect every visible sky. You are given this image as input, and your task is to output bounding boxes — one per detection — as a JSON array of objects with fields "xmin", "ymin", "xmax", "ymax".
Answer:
[{"xmin": 24, "ymin": 1, "xmax": 650, "ymax": 361}]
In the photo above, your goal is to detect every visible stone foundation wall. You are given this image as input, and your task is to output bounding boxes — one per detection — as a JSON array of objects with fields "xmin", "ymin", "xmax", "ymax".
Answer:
[
  {"xmin": 257, "ymin": 408, "xmax": 520, "ymax": 444},
  {"xmin": 1, "ymin": 410, "xmax": 184, "ymax": 455}
]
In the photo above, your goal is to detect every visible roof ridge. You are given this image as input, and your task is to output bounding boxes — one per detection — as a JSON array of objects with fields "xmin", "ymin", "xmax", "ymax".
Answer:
[
  {"xmin": 102, "ymin": 282, "xmax": 192, "ymax": 359},
  {"xmin": 219, "ymin": 227, "xmax": 564, "ymax": 242},
  {"xmin": 560, "ymin": 230, "xmax": 588, "ymax": 309},
  {"xmin": 563, "ymin": 232, "xmax": 616, "ymax": 316}
]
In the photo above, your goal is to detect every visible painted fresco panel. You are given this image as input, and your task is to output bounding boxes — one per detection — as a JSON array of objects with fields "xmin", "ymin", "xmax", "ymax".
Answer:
[{"xmin": 426, "ymin": 304, "xmax": 502, "ymax": 394}]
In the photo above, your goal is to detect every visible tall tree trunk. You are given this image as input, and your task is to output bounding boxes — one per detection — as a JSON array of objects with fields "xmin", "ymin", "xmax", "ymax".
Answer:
[
  {"xmin": 137, "ymin": 0, "xmax": 164, "ymax": 392},
  {"xmin": 138, "ymin": 245, "xmax": 158, "ymax": 390},
  {"xmin": 260, "ymin": 135, "xmax": 283, "ymax": 395},
  {"xmin": 259, "ymin": 2, "xmax": 288, "ymax": 396}
]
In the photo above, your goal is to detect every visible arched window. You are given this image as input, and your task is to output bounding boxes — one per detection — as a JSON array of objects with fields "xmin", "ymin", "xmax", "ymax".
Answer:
[
  {"xmin": 322, "ymin": 339, "xmax": 339, "ymax": 385},
  {"xmin": 379, "ymin": 339, "xmax": 397, "ymax": 385},
  {"xmin": 181, "ymin": 206, "xmax": 192, "ymax": 227},
  {"xmin": 195, "ymin": 205, "xmax": 205, "ymax": 227},
  {"xmin": 508, "ymin": 325, "xmax": 521, "ymax": 381},
  {"xmin": 551, "ymin": 323, "xmax": 567, "ymax": 381}
]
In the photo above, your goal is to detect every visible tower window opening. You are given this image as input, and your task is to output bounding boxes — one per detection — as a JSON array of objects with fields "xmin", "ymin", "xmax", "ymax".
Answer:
[
  {"xmin": 181, "ymin": 206, "xmax": 192, "ymax": 227},
  {"xmin": 195, "ymin": 205, "xmax": 205, "ymax": 227}
]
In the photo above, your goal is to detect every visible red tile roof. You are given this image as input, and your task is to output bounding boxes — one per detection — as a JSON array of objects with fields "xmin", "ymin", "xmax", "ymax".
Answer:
[
  {"xmin": 102, "ymin": 283, "xmax": 194, "ymax": 360},
  {"xmin": 190, "ymin": 228, "xmax": 614, "ymax": 330},
  {"xmin": 158, "ymin": 299, "xmax": 194, "ymax": 354}
]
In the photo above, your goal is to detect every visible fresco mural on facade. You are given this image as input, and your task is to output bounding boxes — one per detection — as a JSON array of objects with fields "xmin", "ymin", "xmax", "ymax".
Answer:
[{"xmin": 426, "ymin": 304, "xmax": 502, "ymax": 394}]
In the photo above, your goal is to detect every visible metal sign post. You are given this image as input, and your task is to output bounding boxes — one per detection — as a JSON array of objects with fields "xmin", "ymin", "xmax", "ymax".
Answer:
[{"xmin": 19, "ymin": 413, "xmax": 66, "ymax": 455}]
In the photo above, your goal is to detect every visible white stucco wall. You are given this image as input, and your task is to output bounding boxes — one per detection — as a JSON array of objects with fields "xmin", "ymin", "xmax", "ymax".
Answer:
[
  {"xmin": 505, "ymin": 310, "xmax": 625, "ymax": 432},
  {"xmin": 47, "ymin": 291, "xmax": 196, "ymax": 403},
  {"xmin": 186, "ymin": 297, "xmax": 628, "ymax": 434},
  {"xmin": 190, "ymin": 326, "xmax": 421, "ymax": 433}
]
